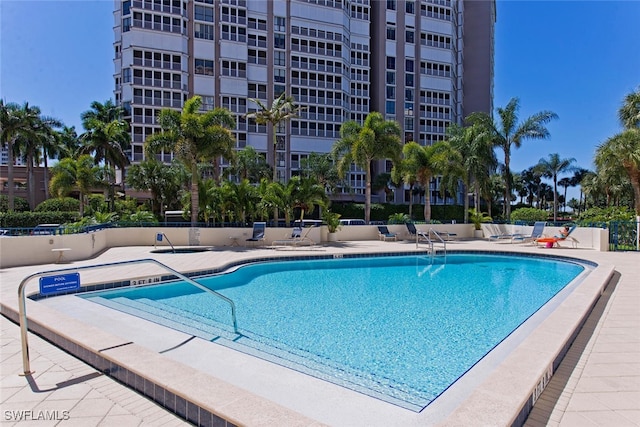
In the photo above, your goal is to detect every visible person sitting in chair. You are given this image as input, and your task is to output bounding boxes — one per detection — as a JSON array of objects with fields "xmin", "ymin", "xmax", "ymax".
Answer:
[{"xmin": 559, "ymin": 224, "xmax": 571, "ymax": 238}]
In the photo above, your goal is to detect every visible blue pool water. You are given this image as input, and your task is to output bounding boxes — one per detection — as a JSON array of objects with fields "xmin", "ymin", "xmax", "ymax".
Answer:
[{"xmin": 81, "ymin": 254, "xmax": 585, "ymax": 411}]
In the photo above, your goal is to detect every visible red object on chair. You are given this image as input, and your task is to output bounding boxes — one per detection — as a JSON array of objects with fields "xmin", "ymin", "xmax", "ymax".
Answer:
[{"xmin": 545, "ymin": 242, "xmax": 553, "ymax": 248}]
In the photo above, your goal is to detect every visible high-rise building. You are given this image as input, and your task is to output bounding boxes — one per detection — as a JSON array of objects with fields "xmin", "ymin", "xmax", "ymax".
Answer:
[{"xmin": 113, "ymin": 0, "xmax": 494, "ymax": 205}]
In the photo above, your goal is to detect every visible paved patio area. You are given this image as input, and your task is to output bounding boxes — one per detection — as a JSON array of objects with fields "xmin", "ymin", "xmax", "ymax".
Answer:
[{"xmin": 1, "ymin": 238, "xmax": 638, "ymax": 426}]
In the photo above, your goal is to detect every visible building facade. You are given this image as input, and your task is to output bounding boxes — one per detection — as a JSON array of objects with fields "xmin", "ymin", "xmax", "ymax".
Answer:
[{"xmin": 113, "ymin": 0, "xmax": 494, "ymax": 205}]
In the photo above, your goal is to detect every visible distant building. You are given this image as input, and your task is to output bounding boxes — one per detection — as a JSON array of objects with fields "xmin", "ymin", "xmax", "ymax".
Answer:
[{"xmin": 113, "ymin": 0, "xmax": 494, "ymax": 206}]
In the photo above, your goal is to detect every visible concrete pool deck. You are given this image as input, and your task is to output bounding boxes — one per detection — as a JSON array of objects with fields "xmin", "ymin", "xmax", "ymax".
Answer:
[{"xmin": 1, "ymin": 239, "xmax": 638, "ymax": 426}]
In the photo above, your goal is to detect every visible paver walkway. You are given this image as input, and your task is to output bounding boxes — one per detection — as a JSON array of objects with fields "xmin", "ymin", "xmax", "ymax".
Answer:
[{"xmin": 1, "ymin": 313, "xmax": 189, "ymax": 426}]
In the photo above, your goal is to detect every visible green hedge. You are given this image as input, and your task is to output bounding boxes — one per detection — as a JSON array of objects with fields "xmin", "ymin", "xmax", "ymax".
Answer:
[
  {"xmin": 0, "ymin": 211, "xmax": 79, "ymax": 228},
  {"xmin": 328, "ymin": 202, "xmax": 465, "ymax": 223},
  {"xmin": 0, "ymin": 195, "xmax": 30, "ymax": 212}
]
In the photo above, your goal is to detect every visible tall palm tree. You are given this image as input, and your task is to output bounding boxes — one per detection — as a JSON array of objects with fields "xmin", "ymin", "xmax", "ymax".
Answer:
[
  {"xmin": 535, "ymin": 153, "xmax": 576, "ymax": 221},
  {"xmin": 49, "ymin": 154, "xmax": 105, "ymax": 217},
  {"xmin": 0, "ymin": 100, "xmax": 41, "ymax": 211},
  {"xmin": 80, "ymin": 100, "xmax": 130, "ymax": 209},
  {"xmin": 571, "ymin": 168, "xmax": 591, "ymax": 214},
  {"xmin": 145, "ymin": 96, "xmax": 236, "ymax": 224},
  {"xmin": 332, "ymin": 112, "xmax": 403, "ymax": 224},
  {"xmin": 398, "ymin": 140, "xmax": 454, "ymax": 222},
  {"xmin": 447, "ymin": 123, "xmax": 496, "ymax": 223},
  {"xmin": 290, "ymin": 175, "xmax": 328, "ymax": 222},
  {"xmin": 468, "ymin": 97, "xmax": 558, "ymax": 220},
  {"xmin": 244, "ymin": 93, "xmax": 302, "ymax": 183}
]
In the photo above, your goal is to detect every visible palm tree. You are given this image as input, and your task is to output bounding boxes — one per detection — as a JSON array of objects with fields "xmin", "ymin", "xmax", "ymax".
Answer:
[
  {"xmin": 535, "ymin": 153, "xmax": 576, "ymax": 221},
  {"xmin": 468, "ymin": 97, "xmax": 558, "ymax": 220},
  {"xmin": 300, "ymin": 152, "xmax": 341, "ymax": 196},
  {"xmin": 126, "ymin": 159, "xmax": 188, "ymax": 217},
  {"xmin": 332, "ymin": 112, "xmax": 403, "ymax": 224},
  {"xmin": 558, "ymin": 177, "xmax": 571, "ymax": 214},
  {"xmin": 1, "ymin": 101, "xmax": 40, "ymax": 211},
  {"xmin": 244, "ymin": 93, "xmax": 302, "ymax": 183},
  {"xmin": 80, "ymin": 100, "xmax": 130, "ymax": 210},
  {"xmin": 228, "ymin": 146, "xmax": 271, "ymax": 183},
  {"xmin": 595, "ymin": 130, "xmax": 640, "ymax": 216},
  {"xmin": 618, "ymin": 87, "xmax": 640, "ymax": 130},
  {"xmin": 447, "ymin": 123, "xmax": 496, "ymax": 223},
  {"xmin": 398, "ymin": 140, "xmax": 454, "ymax": 222},
  {"xmin": 571, "ymin": 168, "xmax": 591, "ymax": 214},
  {"xmin": 49, "ymin": 154, "xmax": 105, "ymax": 217},
  {"xmin": 145, "ymin": 96, "xmax": 236, "ymax": 224},
  {"xmin": 290, "ymin": 175, "xmax": 328, "ymax": 222}
]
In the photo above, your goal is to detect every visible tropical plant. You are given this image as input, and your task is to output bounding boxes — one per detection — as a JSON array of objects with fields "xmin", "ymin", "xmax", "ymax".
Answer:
[
  {"xmin": 244, "ymin": 93, "xmax": 302, "ymax": 183},
  {"xmin": 290, "ymin": 175, "xmax": 329, "ymax": 222},
  {"xmin": 535, "ymin": 153, "xmax": 577, "ymax": 222},
  {"xmin": 145, "ymin": 96, "xmax": 236, "ymax": 224},
  {"xmin": 300, "ymin": 152, "xmax": 341, "ymax": 196},
  {"xmin": 80, "ymin": 100, "xmax": 130, "ymax": 209},
  {"xmin": 49, "ymin": 154, "xmax": 106, "ymax": 217},
  {"xmin": 127, "ymin": 210, "xmax": 158, "ymax": 224},
  {"xmin": 447, "ymin": 123, "xmax": 497, "ymax": 223},
  {"xmin": 467, "ymin": 97, "xmax": 558, "ymax": 221},
  {"xmin": 558, "ymin": 177, "xmax": 571, "ymax": 213},
  {"xmin": 126, "ymin": 159, "xmax": 188, "ymax": 217},
  {"xmin": 618, "ymin": 86, "xmax": 640, "ymax": 130},
  {"xmin": 468, "ymin": 208, "xmax": 492, "ymax": 230},
  {"xmin": 388, "ymin": 213, "xmax": 411, "ymax": 224},
  {"xmin": 35, "ymin": 197, "xmax": 80, "ymax": 212},
  {"xmin": 396, "ymin": 140, "xmax": 454, "ymax": 222},
  {"xmin": 228, "ymin": 146, "xmax": 271, "ymax": 183},
  {"xmin": 322, "ymin": 209, "xmax": 342, "ymax": 233},
  {"xmin": 510, "ymin": 207, "xmax": 548, "ymax": 223}
]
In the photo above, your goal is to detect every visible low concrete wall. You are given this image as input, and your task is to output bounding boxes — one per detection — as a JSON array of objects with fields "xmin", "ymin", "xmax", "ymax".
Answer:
[{"xmin": 0, "ymin": 224, "xmax": 606, "ymax": 269}]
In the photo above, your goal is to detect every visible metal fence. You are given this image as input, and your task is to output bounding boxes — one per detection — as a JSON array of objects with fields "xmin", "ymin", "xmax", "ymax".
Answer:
[{"xmin": 609, "ymin": 221, "xmax": 640, "ymax": 252}]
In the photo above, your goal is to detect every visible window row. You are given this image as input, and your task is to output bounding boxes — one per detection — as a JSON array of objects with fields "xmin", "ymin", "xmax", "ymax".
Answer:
[
  {"xmin": 128, "ymin": 0, "xmax": 184, "ymax": 17},
  {"xmin": 132, "ymin": 49, "xmax": 182, "ymax": 70},
  {"xmin": 132, "ymin": 89, "xmax": 185, "ymax": 109},
  {"xmin": 291, "ymin": 38, "xmax": 343, "ymax": 57},
  {"xmin": 221, "ymin": 5, "xmax": 246, "ymax": 25},
  {"xmin": 128, "ymin": 69, "xmax": 183, "ymax": 90},
  {"xmin": 350, "ymin": 3, "xmax": 369, "ymax": 20},
  {"xmin": 420, "ymin": 90, "xmax": 451, "ymax": 105},
  {"xmin": 291, "ymin": 25, "xmax": 343, "ymax": 42},
  {"xmin": 420, "ymin": 61, "xmax": 452, "ymax": 77},
  {"xmin": 291, "ymin": 56, "xmax": 342, "ymax": 74},
  {"xmin": 127, "ymin": 12, "xmax": 184, "ymax": 34},
  {"xmin": 421, "ymin": 4, "xmax": 452, "ymax": 21},
  {"xmin": 421, "ymin": 32, "xmax": 452, "ymax": 49}
]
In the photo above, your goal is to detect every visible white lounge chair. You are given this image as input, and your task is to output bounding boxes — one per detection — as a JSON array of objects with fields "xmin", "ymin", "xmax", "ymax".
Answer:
[{"xmin": 272, "ymin": 227, "xmax": 315, "ymax": 247}]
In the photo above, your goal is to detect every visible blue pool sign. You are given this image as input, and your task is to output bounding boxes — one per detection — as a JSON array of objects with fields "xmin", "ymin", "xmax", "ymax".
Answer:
[
  {"xmin": 156, "ymin": 233, "xmax": 163, "ymax": 241},
  {"xmin": 39, "ymin": 273, "xmax": 80, "ymax": 296}
]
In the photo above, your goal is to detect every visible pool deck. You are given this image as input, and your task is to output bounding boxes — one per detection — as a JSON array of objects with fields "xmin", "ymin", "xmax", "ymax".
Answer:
[{"xmin": 1, "ymin": 239, "xmax": 638, "ymax": 426}]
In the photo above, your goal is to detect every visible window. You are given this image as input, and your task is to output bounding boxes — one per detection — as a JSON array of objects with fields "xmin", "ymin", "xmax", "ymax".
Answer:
[
  {"xmin": 274, "ymin": 68, "xmax": 286, "ymax": 83},
  {"xmin": 406, "ymin": 0, "xmax": 414, "ymax": 14},
  {"xmin": 195, "ymin": 58, "xmax": 214, "ymax": 75},
  {"xmin": 386, "ymin": 25, "xmax": 396, "ymax": 40},
  {"xmin": 194, "ymin": 5, "xmax": 213, "ymax": 22},
  {"xmin": 123, "ymin": 17, "xmax": 131, "ymax": 32},
  {"xmin": 406, "ymin": 59, "xmax": 414, "ymax": 73},
  {"xmin": 122, "ymin": 68, "xmax": 131, "ymax": 83},
  {"xmin": 386, "ymin": 101, "xmax": 395, "ymax": 114},
  {"xmin": 274, "ymin": 51, "xmax": 286, "ymax": 66},
  {"xmin": 274, "ymin": 16, "xmax": 285, "ymax": 32},
  {"xmin": 386, "ymin": 71, "xmax": 395, "ymax": 85},
  {"xmin": 195, "ymin": 23, "xmax": 214, "ymax": 40},
  {"xmin": 274, "ymin": 34, "xmax": 285, "ymax": 49},
  {"xmin": 122, "ymin": 0, "xmax": 131, "ymax": 15},
  {"xmin": 406, "ymin": 74, "xmax": 414, "ymax": 86},
  {"xmin": 386, "ymin": 86, "xmax": 395, "ymax": 99},
  {"xmin": 386, "ymin": 0, "xmax": 396, "ymax": 10},
  {"xmin": 405, "ymin": 30, "xmax": 414, "ymax": 44},
  {"xmin": 386, "ymin": 56, "xmax": 395, "ymax": 70}
]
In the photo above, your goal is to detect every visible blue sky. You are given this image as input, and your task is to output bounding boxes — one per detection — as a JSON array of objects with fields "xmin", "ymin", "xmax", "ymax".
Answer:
[{"xmin": 2, "ymin": 0, "xmax": 639, "ymax": 203}]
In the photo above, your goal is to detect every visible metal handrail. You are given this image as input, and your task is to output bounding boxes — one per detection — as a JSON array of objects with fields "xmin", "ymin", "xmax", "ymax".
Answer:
[
  {"xmin": 18, "ymin": 258, "xmax": 239, "ymax": 375},
  {"xmin": 429, "ymin": 228, "xmax": 447, "ymax": 256}
]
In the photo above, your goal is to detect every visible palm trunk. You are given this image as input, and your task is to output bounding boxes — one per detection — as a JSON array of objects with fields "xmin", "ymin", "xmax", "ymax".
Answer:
[
  {"xmin": 7, "ymin": 140, "xmax": 15, "ymax": 211},
  {"xmin": 553, "ymin": 176, "xmax": 558, "ymax": 222},
  {"xmin": 504, "ymin": 149, "xmax": 511, "ymax": 220},
  {"xmin": 27, "ymin": 152, "xmax": 35, "ymax": 209},
  {"xmin": 365, "ymin": 161, "xmax": 371, "ymax": 224},
  {"xmin": 190, "ymin": 162, "xmax": 199, "ymax": 225},
  {"xmin": 43, "ymin": 153, "xmax": 50, "ymax": 200},
  {"xmin": 423, "ymin": 176, "xmax": 432, "ymax": 222}
]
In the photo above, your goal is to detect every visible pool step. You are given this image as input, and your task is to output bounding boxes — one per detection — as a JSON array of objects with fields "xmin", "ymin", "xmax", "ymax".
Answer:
[{"xmin": 85, "ymin": 295, "xmax": 431, "ymax": 410}]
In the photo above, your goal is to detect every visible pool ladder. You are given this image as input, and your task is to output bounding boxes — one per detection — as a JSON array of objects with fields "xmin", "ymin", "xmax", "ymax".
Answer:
[{"xmin": 416, "ymin": 228, "xmax": 447, "ymax": 259}]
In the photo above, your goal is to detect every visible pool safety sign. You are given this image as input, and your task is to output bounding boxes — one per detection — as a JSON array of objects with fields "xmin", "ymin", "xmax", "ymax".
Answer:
[{"xmin": 39, "ymin": 273, "xmax": 80, "ymax": 296}]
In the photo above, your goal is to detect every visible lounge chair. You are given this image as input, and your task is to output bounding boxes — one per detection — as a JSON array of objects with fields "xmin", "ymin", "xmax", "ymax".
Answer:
[
  {"xmin": 377, "ymin": 226, "xmax": 398, "ymax": 241},
  {"xmin": 245, "ymin": 222, "xmax": 266, "ymax": 246},
  {"xmin": 405, "ymin": 223, "xmax": 430, "ymax": 242},
  {"xmin": 272, "ymin": 227, "xmax": 315, "ymax": 247},
  {"xmin": 535, "ymin": 225, "xmax": 579, "ymax": 248},
  {"xmin": 510, "ymin": 221, "xmax": 546, "ymax": 244}
]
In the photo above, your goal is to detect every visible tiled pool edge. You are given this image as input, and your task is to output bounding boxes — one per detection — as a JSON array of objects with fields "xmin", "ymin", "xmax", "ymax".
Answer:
[
  {"xmin": 439, "ymin": 262, "xmax": 616, "ymax": 426},
  {"xmin": 0, "ymin": 304, "xmax": 321, "ymax": 427},
  {"xmin": 1, "ymin": 249, "xmax": 614, "ymax": 427}
]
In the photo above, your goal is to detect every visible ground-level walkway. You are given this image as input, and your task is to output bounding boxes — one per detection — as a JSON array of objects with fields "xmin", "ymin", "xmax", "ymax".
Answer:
[{"xmin": 1, "ymin": 239, "xmax": 638, "ymax": 426}]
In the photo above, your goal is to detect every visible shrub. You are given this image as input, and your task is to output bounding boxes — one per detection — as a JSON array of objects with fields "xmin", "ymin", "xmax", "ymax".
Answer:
[
  {"xmin": 35, "ymin": 197, "xmax": 80, "ymax": 212},
  {"xmin": 510, "ymin": 207, "xmax": 548, "ymax": 223},
  {"xmin": 578, "ymin": 206, "xmax": 635, "ymax": 223},
  {"xmin": 0, "ymin": 195, "xmax": 30, "ymax": 212}
]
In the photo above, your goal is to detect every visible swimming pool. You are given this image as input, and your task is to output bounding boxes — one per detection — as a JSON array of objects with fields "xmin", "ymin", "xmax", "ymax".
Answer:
[{"xmin": 80, "ymin": 253, "xmax": 586, "ymax": 411}]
